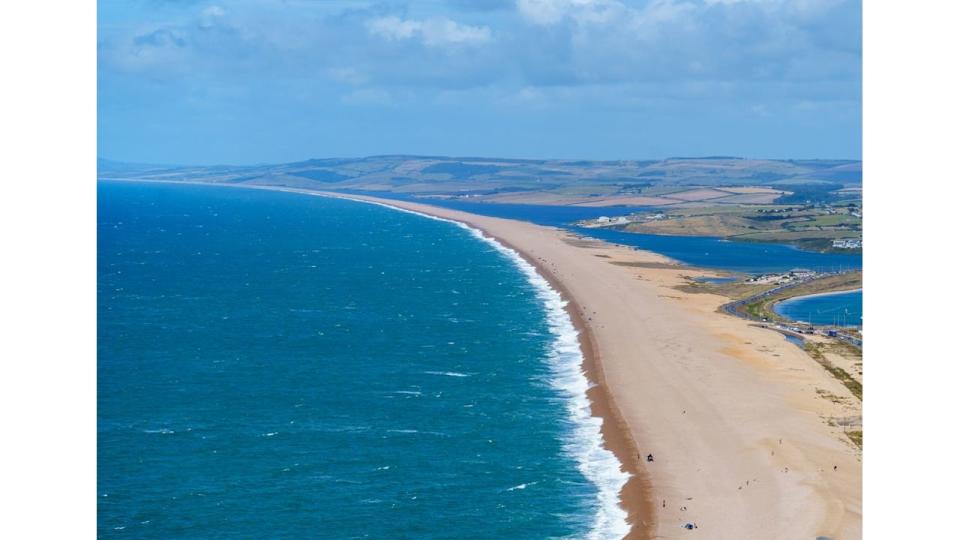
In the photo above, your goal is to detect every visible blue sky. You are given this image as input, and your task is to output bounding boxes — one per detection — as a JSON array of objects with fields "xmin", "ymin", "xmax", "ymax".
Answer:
[{"xmin": 98, "ymin": 0, "xmax": 861, "ymax": 165}]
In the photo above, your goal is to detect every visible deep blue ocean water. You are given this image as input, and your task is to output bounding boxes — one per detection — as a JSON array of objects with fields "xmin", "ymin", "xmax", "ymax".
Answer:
[
  {"xmin": 98, "ymin": 182, "xmax": 628, "ymax": 538},
  {"xmin": 774, "ymin": 289, "xmax": 863, "ymax": 327},
  {"xmin": 339, "ymin": 191, "xmax": 862, "ymax": 274}
]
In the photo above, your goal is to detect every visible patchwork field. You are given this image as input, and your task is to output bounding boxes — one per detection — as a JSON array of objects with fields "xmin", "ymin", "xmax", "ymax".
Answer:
[
  {"xmin": 99, "ymin": 155, "xmax": 862, "ymax": 252},
  {"xmin": 610, "ymin": 203, "xmax": 863, "ymax": 252}
]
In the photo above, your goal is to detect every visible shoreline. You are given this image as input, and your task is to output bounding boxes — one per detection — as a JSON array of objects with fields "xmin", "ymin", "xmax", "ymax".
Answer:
[
  {"xmin": 774, "ymin": 289, "xmax": 862, "ymax": 321},
  {"xmin": 777, "ymin": 288, "xmax": 863, "ymax": 304},
  {"xmin": 105, "ymin": 179, "xmax": 654, "ymax": 535},
  {"xmin": 104, "ymin": 180, "xmax": 862, "ymax": 539},
  {"xmin": 772, "ymin": 289, "xmax": 863, "ymax": 329},
  {"xmin": 472, "ymin": 223, "xmax": 657, "ymax": 537},
  {"xmin": 308, "ymin": 191, "xmax": 862, "ymax": 539},
  {"xmin": 281, "ymin": 186, "xmax": 657, "ymax": 535},
  {"xmin": 331, "ymin": 190, "xmax": 643, "ymax": 535}
]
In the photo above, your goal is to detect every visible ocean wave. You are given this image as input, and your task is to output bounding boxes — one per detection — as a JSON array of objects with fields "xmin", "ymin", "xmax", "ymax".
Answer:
[
  {"xmin": 477, "ymin": 227, "xmax": 631, "ymax": 540},
  {"xmin": 386, "ymin": 429, "xmax": 449, "ymax": 437},
  {"xmin": 423, "ymin": 370, "xmax": 471, "ymax": 378},
  {"xmin": 345, "ymin": 197, "xmax": 631, "ymax": 539}
]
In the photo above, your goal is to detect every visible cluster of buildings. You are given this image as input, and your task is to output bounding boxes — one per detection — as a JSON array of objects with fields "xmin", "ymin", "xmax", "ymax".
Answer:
[
  {"xmin": 746, "ymin": 270, "xmax": 819, "ymax": 285},
  {"xmin": 593, "ymin": 215, "xmax": 630, "ymax": 225},
  {"xmin": 593, "ymin": 212, "xmax": 664, "ymax": 226},
  {"xmin": 832, "ymin": 238, "xmax": 862, "ymax": 249}
]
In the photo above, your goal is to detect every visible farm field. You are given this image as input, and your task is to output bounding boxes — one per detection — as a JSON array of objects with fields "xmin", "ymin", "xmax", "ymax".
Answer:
[
  {"xmin": 99, "ymin": 155, "xmax": 862, "ymax": 252},
  {"xmin": 610, "ymin": 203, "xmax": 862, "ymax": 253}
]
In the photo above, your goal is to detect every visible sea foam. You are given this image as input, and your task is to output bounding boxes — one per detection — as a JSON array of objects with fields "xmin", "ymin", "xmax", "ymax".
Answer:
[{"xmin": 337, "ymin": 196, "xmax": 632, "ymax": 539}]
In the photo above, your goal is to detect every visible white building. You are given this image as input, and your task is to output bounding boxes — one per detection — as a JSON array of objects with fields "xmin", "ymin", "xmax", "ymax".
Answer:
[{"xmin": 832, "ymin": 238, "xmax": 862, "ymax": 249}]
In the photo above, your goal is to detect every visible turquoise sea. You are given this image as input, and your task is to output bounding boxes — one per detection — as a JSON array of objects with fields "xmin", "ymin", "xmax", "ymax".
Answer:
[{"xmin": 98, "ymin": 182, "xmax": 628, "ymax": 538}]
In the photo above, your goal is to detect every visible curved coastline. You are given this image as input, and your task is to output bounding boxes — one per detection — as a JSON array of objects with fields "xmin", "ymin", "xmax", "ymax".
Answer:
[
  {"xmin": 104, "ymin": 180, "xmax": 863, "ymax": 539},
  {"xmin": 778, "ymin": 288, "xmax": 863, "ymax": 303},
  {"xmin": 295, "ymin": 190, "xmax": 863, "ymax": 539},
  {"xmin": 773, "ymin": 288, "xmax": 863, "ymax": 326},
  {"xmin": 344, "ymin": 196, "xmax": 638, "ymax": 537},
  {"xmin": 105, "ymin": 180, "xmax": 655, "ymax": 537}
]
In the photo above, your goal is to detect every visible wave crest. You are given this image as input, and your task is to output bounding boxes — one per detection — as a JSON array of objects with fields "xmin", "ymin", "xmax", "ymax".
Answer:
[{"xmin": 345, "ymin": 197, "xmax": 631, "ymax": 539}]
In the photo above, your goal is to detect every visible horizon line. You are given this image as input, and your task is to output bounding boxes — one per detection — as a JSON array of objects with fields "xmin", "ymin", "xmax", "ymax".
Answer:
[{"xmin": 98, "ymin": 154, "xmax": 863, "ymax": 169}]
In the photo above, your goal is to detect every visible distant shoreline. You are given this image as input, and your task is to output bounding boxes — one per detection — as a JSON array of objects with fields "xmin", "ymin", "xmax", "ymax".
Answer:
[{"xmin": 778, "ymin": 288, "xmax": 863, "ymax": 303}]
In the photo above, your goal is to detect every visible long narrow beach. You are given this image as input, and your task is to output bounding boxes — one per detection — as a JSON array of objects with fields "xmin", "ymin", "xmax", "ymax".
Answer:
[
  {"xmin": 319, "ymin": 191, "xmax": 863, "ymax": 539},
  {"xmin": 110, "ymin": 181, "xmax": 862, "ymax": 538}
]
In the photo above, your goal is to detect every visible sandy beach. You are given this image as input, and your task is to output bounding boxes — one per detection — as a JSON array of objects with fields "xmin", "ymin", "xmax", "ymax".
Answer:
[
  {"xmin": 317, "ymin": 191, "xmax": 863, "ymax": 539},
  {"xmin": 112, "ymin": 180, "xmax": 863, "ymax": 538}
]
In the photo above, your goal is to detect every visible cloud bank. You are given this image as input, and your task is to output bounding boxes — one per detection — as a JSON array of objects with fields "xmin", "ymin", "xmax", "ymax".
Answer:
[{"xmin": 98, "ymin": 0, "xmax": 861, "ymax": 164}]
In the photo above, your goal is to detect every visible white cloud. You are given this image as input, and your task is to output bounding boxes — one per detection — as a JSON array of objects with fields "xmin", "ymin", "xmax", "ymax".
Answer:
[
  {"xmin": 100, "ymin": 0, "xmax": 859, "ymax": 99},
  {"xmin": 703, "ymin": 0, "xmax": 843, "ymax": 14},
  {"xmin": 516, "ymin": 0, "xmax": 569, "ymax": 24},
  {"xmin": 367, "ymin": 16, "xmax": 492, "ymax": 47},
  {"xmin": 516, "ymin": 0, "xmax": 622, "ymax": 26},
  {"xmin": 199, "ymin": 5, "xmax": 226, "ymax": 29},
  {"xmin": 516, "ymin": 0, "xmax": 697, "ymax": 30},
  {"xmin": 628, "ymin": 0, "xmax": 695, "ymax": 37},
  {"xmin": 202, "ymin": 5, "xmax": 226, "ymax": 18},
  {"xmin": 423, "ymin": 18, "xmax": 493, "ymax": 46},
  {"xmin": 367, "ymin": 16, "xmax": 421, "ymax": 40},
  {"xmin": 515, "ymin": 0, "xmax": 698, "ymax": 55}
]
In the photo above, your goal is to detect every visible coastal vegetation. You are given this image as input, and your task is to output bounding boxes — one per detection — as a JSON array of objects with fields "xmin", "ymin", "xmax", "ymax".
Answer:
[
  {"xmin": 805, "ymin": 341, "xmax": 862, "ymax": 401},
  {"xmin": 607, "ymin": 202, "xmax": 862, "ymax": 253},
  {"xmin": 846, "ymin": 430, "xmax": 863, "ymax": 449},
  {"xmin": 805, "ymin": 341, "xmax": 863, "ymax": 450}
]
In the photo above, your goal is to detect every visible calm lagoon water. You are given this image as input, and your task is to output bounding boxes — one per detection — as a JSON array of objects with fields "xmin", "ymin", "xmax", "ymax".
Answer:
[
  {"xmin": 341, "ymin": 191, "xmax": 862, "ymax": 274},
  {"xmin": 691, "ymin": 276, "xmax": 738, "ymax": 284},
  {"xmin": 774, "ymin": 289, "xmax": 863, "ymax": 327},
  {"xmin": 573, "ymin": 227, "xmax": 861, "ymax": 274},
  {"xmin": 336, "ymin": 189, "xmax": 652, "ymax": 228},
  {"xmin": 98, "ymin": 182, "xmax": 627, "ymax": 538}
]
